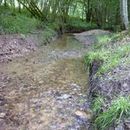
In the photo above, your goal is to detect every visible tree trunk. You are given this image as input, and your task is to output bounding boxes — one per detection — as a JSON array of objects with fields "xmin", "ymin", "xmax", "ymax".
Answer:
[
  {"xmin": 18, "ymin": 3, "xmax": 21, "ymax": 13},
  {"xmin": 4, "ymin": 0, "xmax": 7, "ymax": 7},
  {"xmin": 120, "ymin": 0, "xmax": 129, "ymax": 30}
]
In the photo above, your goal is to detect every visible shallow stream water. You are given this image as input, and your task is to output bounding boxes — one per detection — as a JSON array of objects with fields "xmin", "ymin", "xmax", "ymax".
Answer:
[{"xmin": 0, "ymin": 34, "xmax": 91, "ymax": 130}]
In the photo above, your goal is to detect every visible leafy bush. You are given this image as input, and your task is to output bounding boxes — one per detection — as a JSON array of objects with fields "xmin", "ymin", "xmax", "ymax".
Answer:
[{"xmin": 46, "ymin": 22, "xmax": 60, "ymax": 32}]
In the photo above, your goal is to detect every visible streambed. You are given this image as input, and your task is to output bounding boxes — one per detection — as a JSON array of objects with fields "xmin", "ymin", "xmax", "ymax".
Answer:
[{"xmin": 0, "ymin": 34, "xmax": 91, "ymax": 130}]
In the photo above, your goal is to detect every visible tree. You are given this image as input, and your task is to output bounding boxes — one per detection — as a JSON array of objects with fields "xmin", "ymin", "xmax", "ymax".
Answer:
[{"xmin": 120, "ymin": 0, "xmax": 129, "ymax": 29}]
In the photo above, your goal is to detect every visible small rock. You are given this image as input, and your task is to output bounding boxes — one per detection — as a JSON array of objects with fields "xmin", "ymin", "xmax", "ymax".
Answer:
[
  {"xmin": 124, "ymin": 119, "xmax": 130, "ymax": 129},
  {"xmin": 70, "ymin": 83, "xmax": 80, "ymax": 88},
  {"xmin": 0, "ymin": 98, "xmax": 6, "ymax": 106},
  {"xmin": 0, "ymin": 113, "xmax": 6, "ymax": 119},
  {"xmin": 115, "ymin": 123, "xmax": 124, "ymax": 130},
  {"xmin": 57, "ymin": 94, "xmax": 72, "ymax": 100},
  {"xmin": 0, "ymin": 119, "xmax": 6, "ymax": 130},
  {"xmin": 39, "ymin": 80, "xmax": 44, "ymax": 84},
  {"xmin": 54, "ymin": 91, "xmax": 61, "ymax": 97},
  {"xmin": 122, "ymin": 83, "xmax": 128, "ymax": 88},
  {"xmin": 75, "ymin": 110, "xmax": 92, "ymax": 121}
]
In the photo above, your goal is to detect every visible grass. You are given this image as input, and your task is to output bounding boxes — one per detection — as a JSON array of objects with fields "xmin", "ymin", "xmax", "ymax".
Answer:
[
  {"xmin": 84, "ymin": 33, "xmax": 130, "ymax": 75},
  {"xmin": 0, "ymin": 14, "xmax": 41, "ymax": 34},
  {"xmin": 92, "ymin": 96, "xmax": 105, "ymax": 116},
  {"xmin": 94, "ymin": 96, "xmax": 130, "ymax": 130},
  {"xmin": 86, "ymin": 32, "xmax": 130, "ymax": 130}
]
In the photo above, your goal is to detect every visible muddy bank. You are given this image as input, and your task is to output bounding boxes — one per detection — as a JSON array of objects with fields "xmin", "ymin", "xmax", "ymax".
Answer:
[
  {"xmin": 89, "ymin": 63, "xmax": 130, "ymax": 130},
  {"xmin": 88, "ymin": 34, "xmax": 130, "ymax": 130},
  {"xmin": 0, "ymin": 30, "xmax": 58, "ymax": 63}
]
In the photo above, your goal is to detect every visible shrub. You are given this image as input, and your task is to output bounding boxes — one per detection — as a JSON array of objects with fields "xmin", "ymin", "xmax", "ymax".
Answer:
[{"xmin": 66, "ymin": 17, "xmax": 98, "ymax": 32}]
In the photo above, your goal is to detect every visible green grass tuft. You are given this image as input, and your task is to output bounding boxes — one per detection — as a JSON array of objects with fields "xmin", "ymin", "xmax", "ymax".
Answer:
[
  {"xmin": 95, "ymin": 96, "xmax": 130, "ymax": 130},
  {"xmin": 92, "ymin": 96, "xmax": 105, "ymax": 115}
]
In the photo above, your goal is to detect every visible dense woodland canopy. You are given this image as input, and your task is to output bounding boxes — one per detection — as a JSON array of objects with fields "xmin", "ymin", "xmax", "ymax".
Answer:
[{"xmin": 0, "ymin": 0, "xmax": 129, "ymax": 32}]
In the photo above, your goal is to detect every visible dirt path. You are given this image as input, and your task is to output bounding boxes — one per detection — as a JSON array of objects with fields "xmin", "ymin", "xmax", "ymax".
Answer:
[{"xmin": 0, "ymin": 34, "xmax": 91, "ymax": 130}]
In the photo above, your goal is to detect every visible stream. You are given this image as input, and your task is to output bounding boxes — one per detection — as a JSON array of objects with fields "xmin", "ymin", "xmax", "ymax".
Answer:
[{"xmin": 0, "ymin": 34, "xmax": 91, "ymax": 130}]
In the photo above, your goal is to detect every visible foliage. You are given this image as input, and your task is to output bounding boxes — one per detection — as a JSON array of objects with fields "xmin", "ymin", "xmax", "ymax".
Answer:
[
  {"xmin": 66, "ymin": 17, "xmax": 98, "ymax": 32},
  {"xmin": 95, "ymin": 96, "xmax": 130, "ymax": 130},
  {"xmin": 0, "ymin": 7, "xmax": 41, "ymax": 34},
  {"xmin": 45, "ymin": 22, "xmax": 61, "ymax": 32}
]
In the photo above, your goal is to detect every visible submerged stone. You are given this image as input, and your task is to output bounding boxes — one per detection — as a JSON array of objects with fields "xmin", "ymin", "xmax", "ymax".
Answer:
[
  {"xmin": 56, "ymin": 94, "xmax": 72, "ymax": 100},
  {"xmin": 75, "ymin": 110, "xmax": 92, "ymax": 121}
]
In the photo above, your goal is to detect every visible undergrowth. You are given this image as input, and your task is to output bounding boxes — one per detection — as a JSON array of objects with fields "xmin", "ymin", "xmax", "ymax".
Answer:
[
  {"xmin": 0, "ymin": 14, "xmax": 41, "ymax": 34},
  {"xmin": 91, "ymin": 96, "xmax": 105, "ymax": 116},
  {"xmin": 92, "ymin": 96, "xmax": 130, "ymax": 130},
  {"xmin": 0, "ymin": 6, "xmax": 41, "ymax": 34}
]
